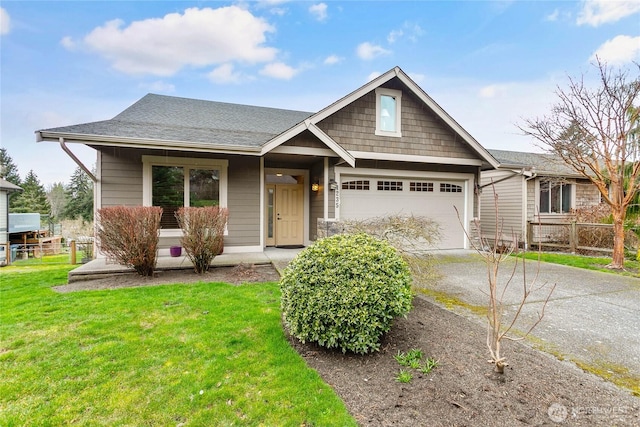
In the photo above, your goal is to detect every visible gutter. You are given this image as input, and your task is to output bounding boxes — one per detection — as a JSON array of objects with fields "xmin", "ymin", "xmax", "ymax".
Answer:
[
  {"xmin": 58, "ymin": 138, "xmax": 98, "ymax": 183},
  {"xmin": 36, "ymin": 131, "xmax": 263, "ymax": 156},
  {"xmin": 479, "ymin": 167, "xmax": 535, "ymax": 189}
]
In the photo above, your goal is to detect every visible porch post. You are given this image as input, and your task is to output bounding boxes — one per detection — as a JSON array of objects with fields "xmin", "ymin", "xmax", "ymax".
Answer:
[{"xmin": 323, "ymin": 157, "xmax": 329, "ymax": 219}]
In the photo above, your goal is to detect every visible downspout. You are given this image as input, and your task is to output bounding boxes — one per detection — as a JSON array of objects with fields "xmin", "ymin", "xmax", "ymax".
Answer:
[{"xmin": 59, "ymin": 138, "xmax": 98, "ymax": 183}]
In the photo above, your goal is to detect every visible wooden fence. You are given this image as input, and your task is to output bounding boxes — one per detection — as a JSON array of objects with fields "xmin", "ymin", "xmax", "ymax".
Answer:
[{"xmin": 526, "ymin": 221, "xmax": 639, "ymax": 254}]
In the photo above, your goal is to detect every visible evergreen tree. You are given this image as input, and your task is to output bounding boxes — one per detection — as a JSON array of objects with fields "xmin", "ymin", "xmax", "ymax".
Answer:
[
  {"xmin": 12, "ymin": 170, "xmax": 51, "ymax": 215},
  {"xmin": 47, "ymin": 182, "xmax": 68, "ymax": 220},
  {"xmin": 63, "ymin": 167, "xmax": 93, "ymax": 222},
  {"xmin": 0, "ymin": 148, "xmax": 21, "ymax": 185},
  {"xmin": 1, "ymin": 148, "xmax": 22, "ymax": 209}
]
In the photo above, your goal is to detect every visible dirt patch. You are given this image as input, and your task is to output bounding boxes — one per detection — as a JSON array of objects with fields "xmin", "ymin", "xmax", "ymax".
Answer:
[{"xmin": 54, "ymin": 265, "xmax": 639, "ymax": 425}]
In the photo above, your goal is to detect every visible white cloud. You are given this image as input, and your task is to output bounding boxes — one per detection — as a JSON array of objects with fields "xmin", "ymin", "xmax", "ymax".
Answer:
[
  {"xmin": 545, "ymin": 9, "xmax": 560, "ymax": 22},
  {"xmin": 208, "ymin": 63, "xmax": 246, "ymax": 84},
  {"xmin": 590, "ymin": 35, "xmax": 640, "ymax": 65},
  {"xmin": 66, "ymin": 6, "xmax": 277, "ymax": 76},
  {"xmin": 478, "ymin": 84, "xmax": 510, "ymax": 99},
  {"xmin": 60, "ymin": 36, "xmax": 77, "ymax": 50},
  {"xmin": 139, "ymin": 81, "xmax": 175, "ymax": 93},
  {"xmin": 577, "ymin": 0, "xmax": 640, "ymax": 26},
  {"xmin": 0, "ymin": 7, "xmax": 10, "ymax": 35},
  {"xmin": 357, "ymin": 42, "xmax": 391, "ymax": 60},
  {"xmin": 309, "ymin": 3, "xmax": 328, "ymax": 22},
  {"xmin": 260, "ymin": 62, "xmax": 298, "ymax": 80},
  {"xmin": 367, "ymin": 71, "xmax": 381, "ymax": 82},
  {"xmin": 408, "ymin": 72, "xmax": 425, "ymax": 84},
  {"xmin": 387, "ymin": 22, "xmax": 424, "ymax": 44},
  {"xmin": 270, "ymin": 8, "xmax": 287, "ymax": 16},
  {"xmin": 387, "ymin": 29, "xmax": 403, "ymax": 44},
  {"xmin": 323, "ymin": 54, "xmax": 342, "ymax": 65}
]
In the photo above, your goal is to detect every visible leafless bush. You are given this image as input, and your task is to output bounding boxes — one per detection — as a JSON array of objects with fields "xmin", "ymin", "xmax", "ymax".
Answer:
[
  {"xmin": 96, "ymin": 206, "xmax": 162, "ymax": 277},
  {"xmin": 175, "ymin": 207, "xmax": 228, "ymax": 274},
  {"xmin": 341, "ymin": 215, "xmax": 441, "ymax": 286},
  {"xmin": 458, "ymin": 187, "xmax": 555, "ymax": 374}
]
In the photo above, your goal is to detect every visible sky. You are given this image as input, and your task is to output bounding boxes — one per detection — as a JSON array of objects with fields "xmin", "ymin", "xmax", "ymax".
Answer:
[{"xmin": 1, "ymin": 0, "xmax": 639, "ymax": 187}]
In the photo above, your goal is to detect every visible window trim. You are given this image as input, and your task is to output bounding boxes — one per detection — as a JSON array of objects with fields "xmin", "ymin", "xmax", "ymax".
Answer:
[
  {"xmin": 537, "ymin": 180, "xmax": 573, "ymax": 214},
  {"xmin": 142, "ymin": 155, "xmax": 228, "ymax": 233},
  {"xmin": 375, "ymin": 88, "xmax": 402, "ymax": 138}
]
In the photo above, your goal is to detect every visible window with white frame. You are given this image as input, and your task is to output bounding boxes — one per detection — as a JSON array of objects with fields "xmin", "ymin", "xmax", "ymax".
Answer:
[
  {"xmin": 375, "ymin": 88, "xmax": 402, "ymax": 137},
  {"xmin": 539, "ymin": 181, "xmax": 572, "ymax": 214},
  {"xmin": 142, "ymin": 156, "xmax": 228, "ymax": 229}
]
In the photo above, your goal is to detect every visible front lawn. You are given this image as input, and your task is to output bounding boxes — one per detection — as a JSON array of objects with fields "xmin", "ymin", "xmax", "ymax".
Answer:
[
  {"xmin": 0, "ymin": 265, "xmax": 355, "ymax": 426},
  {"xmin": 519, "ymin": 252, "xmax": 639, "ymax": 276}
]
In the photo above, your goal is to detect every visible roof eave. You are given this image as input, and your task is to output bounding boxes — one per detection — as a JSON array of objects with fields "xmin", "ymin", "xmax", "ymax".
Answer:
[{"xmin": 36, "ymin": 131, "xmax": 263, "ymax": 155}]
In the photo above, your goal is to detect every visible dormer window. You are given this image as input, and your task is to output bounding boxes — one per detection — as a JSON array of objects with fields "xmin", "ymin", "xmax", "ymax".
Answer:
[{"xmin": 375, "ymin": 88, "xmax": 402, "ymax": 137}]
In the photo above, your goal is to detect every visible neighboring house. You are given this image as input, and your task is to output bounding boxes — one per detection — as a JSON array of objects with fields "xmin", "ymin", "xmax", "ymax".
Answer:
[
  {"xmin": 480, "ymin": 149, "xmax": 602, "ymax": 245},
  {"xmin": 0, "ymin": 178, "xmax": 22, "ymax": 263},
  {"xmin": 36, "ymin": 66, "xmax": 498, "ymax": 254}
]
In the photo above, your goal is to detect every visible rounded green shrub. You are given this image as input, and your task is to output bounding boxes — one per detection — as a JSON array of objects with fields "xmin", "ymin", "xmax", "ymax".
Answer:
[{"xmin": 280, "ymin": 233, "xmax": 413, "ymax": 354}]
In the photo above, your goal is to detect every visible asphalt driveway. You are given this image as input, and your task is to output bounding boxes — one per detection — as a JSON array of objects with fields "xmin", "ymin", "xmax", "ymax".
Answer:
[{"xmin": 427, "ymin": 251, "xmax": 640, "ymax": 389}]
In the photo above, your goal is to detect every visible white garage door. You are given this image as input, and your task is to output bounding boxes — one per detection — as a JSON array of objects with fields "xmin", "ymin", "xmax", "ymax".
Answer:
[{"xmin": 340, "ymin": 176, "xmax": 467, "ymax": 249}]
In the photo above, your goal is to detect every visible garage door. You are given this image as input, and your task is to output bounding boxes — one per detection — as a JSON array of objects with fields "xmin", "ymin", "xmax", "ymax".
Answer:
[{"xmin": 340, "ymin": 176, "xmax": 466, "ymax": 249}]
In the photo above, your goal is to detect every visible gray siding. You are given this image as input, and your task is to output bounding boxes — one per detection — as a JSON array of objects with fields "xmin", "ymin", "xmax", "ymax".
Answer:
[
  {"xmin": 480, "ymin": 170, "xmax": 525, "ymax": 243},
  {"xmin": 309, "ymin": 160, "xmax": 325, "ymax": 240},
  {"xmin": 316, "ymin": 79, "xmax": 478, "ymax": 160},
  {"xmin": 97, "ymin": 148, "xmax": 261, "ymax": 248},
  {"xmin": 99, "ymin": 148, "xmax": 143, "ymax": 207},
  {"xmin": 575, "ymin": 179, "xmax": 601, "ymax": 208},
  {"xmin": 226, "ymin": 156, "xmax": 261, "ymax": 247}
]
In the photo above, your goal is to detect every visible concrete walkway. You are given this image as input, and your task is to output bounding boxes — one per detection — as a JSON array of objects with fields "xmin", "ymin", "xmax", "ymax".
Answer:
[
  {"xmin": 68, "ymin": 247, "xmax": 302, "ymax": 282},
  {"xmin": 429, "ymin": 251, "xmax": 640, "ymax": 386}
]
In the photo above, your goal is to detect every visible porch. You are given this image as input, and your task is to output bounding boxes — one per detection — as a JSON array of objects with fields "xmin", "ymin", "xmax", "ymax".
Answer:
[{"xmin": 68, "ymin": 247, "xmax": 302, "ymax": 283}]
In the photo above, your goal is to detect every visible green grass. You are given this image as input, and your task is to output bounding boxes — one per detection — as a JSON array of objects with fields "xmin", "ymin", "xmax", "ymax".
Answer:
[
  {"xmin": 0, "ymin": 265, "xmax": 356, "ymax": 426},
  {"xmin": 519, "ymin": 252, "xmax": 640, "ymax": 277}
]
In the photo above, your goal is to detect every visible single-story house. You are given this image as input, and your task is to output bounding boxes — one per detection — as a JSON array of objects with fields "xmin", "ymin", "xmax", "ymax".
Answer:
[
  {"xmin": 36, "ymin": 66, "xmax": 499, "ymax": 255},
  {"xmin": 480, "ymin": 149, "xmax": 602, "ymax": 245}
]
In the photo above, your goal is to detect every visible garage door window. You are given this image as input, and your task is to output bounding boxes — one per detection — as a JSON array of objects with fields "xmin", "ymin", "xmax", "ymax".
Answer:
[
  {"xmin": 440, "ymin": 183, "xmax": 462, "ymax": 193},
  {"xmin": 342, "ymin": 180, "xmax": 370, "ymax": 190},
  {"xmin": 410, "ymin": 182, "xmax": 434, "ymax": 192},
  {"xmin": 377, "ymin": 181, "xmax": 403, "ymax": 191}
]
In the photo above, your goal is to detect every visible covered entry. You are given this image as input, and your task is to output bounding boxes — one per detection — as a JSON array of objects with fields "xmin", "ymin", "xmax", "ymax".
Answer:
[{"xmin": 265, "ymin": 173, "xmax": 305, "ymax": 247}]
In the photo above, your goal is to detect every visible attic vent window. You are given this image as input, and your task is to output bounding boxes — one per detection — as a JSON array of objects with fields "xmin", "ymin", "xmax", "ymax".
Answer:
[{"xmin": 375, "ymin": 88, "xmax": 402, "ymax": 138}]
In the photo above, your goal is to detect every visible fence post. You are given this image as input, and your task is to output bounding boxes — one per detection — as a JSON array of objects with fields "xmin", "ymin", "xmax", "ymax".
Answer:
[
  {"xmin": 570, "ymin": 221, "xmax": 577, "ymax": 253},
  {"xmin": 5, "ymin": 244, "xmax": 10, "ymax": 266},
  {"xmin": 70, "ymin": 240, "xmax": 76, "ymax": 265},
  {"xmin": 526, "ymin": 221, "xmax": 533, "ymax": 251}
]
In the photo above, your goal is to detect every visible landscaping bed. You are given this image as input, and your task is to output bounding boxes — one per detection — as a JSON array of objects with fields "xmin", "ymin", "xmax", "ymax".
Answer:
[{"xmin": 54, "ymin": 264, "xmax": 639, "ymax": 426}]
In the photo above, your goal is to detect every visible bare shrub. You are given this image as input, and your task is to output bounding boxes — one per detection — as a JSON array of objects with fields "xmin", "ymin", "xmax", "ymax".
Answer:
[
  {"xmin": 96, "ymin": 206, "xmax": 162, "ymax": 277},
  {"xmin": 175, "ymin": 207, "xmax": 228, "ymax": 274},
  {"xmin": 458, "ymin": 187, "xmax": 555, "ymax": 374},
  {"xmin": 341, "ymin": 215, "xmax": 441, "ymax": 286}
]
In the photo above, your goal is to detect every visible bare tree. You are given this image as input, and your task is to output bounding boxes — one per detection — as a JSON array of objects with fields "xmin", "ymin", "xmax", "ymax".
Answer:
[
  {"xmin": 457, "ymin": 186, "xmax": 555, "ymax": 374},
  {"xmin": 520, "ymin": 59, "xmax": 640, "ymax": 269}
]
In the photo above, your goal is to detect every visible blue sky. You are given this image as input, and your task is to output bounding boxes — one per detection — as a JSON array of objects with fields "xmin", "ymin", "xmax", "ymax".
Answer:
[{"xmin": 1, "ymin": 0, "xmax": 639, "ymax": 186}]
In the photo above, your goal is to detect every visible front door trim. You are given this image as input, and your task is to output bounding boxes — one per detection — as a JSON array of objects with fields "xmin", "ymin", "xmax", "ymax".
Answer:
[{"xmin": 264, "ymin": 167, "xmax": 309, "ymax": 247}]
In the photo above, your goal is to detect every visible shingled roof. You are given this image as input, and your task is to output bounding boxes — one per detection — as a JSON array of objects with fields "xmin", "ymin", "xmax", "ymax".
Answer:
[
  {"xmin": 37, "ymin": 94, "xmax": 313, "ymax": 148},
  {"xmin": 489, "ymin": 149, "xmax": 582, "ymax": 177}
]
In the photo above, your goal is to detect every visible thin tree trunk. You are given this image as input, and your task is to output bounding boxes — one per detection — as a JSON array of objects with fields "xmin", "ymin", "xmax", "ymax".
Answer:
[{"xmin": 611, "ymin": 212, "xmax": 626, "ymax": 269}]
